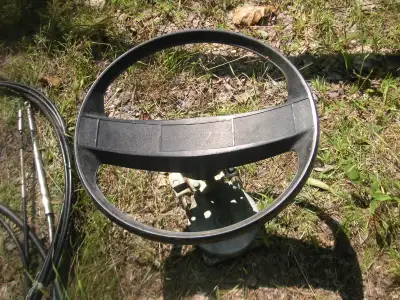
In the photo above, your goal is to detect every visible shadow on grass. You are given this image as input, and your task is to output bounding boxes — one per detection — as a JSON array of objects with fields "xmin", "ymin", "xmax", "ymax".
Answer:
[
  {"xmin": 292, "ymin": 52, "xmax": 400, "ymax": 82},
  {"xmin": 163, "ymin": 202, "xmax": 363, "ymax": 300},
  {"xmin": 0, "ymin": 0, "xmax": 48, "ymax": 44},
  {"xmin": 180, "ymin": 50, "xmax": 400, "ymax": 83},
  {"xmin": 0, "ymin": 0, "xmax": 133, "ymax": 58}
]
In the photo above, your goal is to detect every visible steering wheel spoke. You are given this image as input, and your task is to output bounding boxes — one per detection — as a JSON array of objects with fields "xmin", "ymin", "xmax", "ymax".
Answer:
[{"xmin": 77, "ymin": 97, "xmax": 312, "ymax": 176}]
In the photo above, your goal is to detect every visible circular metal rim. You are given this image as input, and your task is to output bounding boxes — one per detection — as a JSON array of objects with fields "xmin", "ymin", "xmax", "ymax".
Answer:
[{"xmin": 74, "ymin": 29, "xmax": 319, "ymax": 244}]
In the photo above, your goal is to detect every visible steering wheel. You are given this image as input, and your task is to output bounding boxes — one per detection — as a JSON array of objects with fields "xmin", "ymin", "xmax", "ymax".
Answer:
[{"xmin": 74, "ymin": 30, "xmax": 318, "ymax": 244}]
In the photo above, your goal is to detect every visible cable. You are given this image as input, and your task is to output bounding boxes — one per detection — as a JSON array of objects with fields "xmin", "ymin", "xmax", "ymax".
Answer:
[
  {"xmin": 0, "ymin": 80, "xmax": 74, "ymax": 300},
  {"xmin": 0, "ymin": 216, "xmax": 30, "ymax": 295},
  {"xmin": 18, "ymin": 107, "xmax": 30, "ymax": 290},
  {"xmin": 0, "ymin": 204, "xmax": 47, "ymax": 258},
  {"xmin": 0, "ymin": 203, "xmax": 61, "ymax": 298}
]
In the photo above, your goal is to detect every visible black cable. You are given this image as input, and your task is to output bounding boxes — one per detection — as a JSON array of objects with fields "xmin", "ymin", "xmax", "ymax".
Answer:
[
  {"xmin": 0, "ymin": 80, "xmax": 74, "ymax": 300},
  {"xmin": 0, "ymin": 216, "xmax": 30, "ymax": 295},
  {"xmin": 0, "ymin": 203, "xmax": 62, "ymax": 298},
  {"xmin": 0, "ymin": 204, "xmax": 47, "ymax": 259}
]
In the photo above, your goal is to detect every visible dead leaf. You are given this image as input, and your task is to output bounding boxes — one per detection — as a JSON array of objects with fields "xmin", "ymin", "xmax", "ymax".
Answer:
[
  {"xmin": 327, "ymin": 91, "xmax": 340, "ymax": 99},
  {"xmin": 234, "ymin": 90, "xmax": 253, "ymax": 103},
  {"xmin": 3, "ymin": 266, "xmax": 16, "ymax": 281},
  {"xmin": 314, "ymin": 164, "xmax": 335, "ymax": 173},
  {"xmin": 155, "ymin": 173, "xmax": 167, "ymax": 187},
  {"xmin": 139, "ymin": 112, "xmax": 149, "ymax": 120},
  {"xmin": 39, "ymin": 75, "xmax": 61, "ymax": 87},
  {"xmin": 86, "ymin": 0, "xmax": 105, "ymax": 9},
  {"xmin": 232, "ymin": 5, "xmax": 277, "ymax": 26},
  {"xmin": 307, "ymin": 178, "xmax": 331, "ymax": 191},
  {"xmin": 258, "ymin": 29, "xmax": 276, "ymax": 39},
  {"xmin": 190, "ymin": 295, "xmax": 208, "ymax": 300}
]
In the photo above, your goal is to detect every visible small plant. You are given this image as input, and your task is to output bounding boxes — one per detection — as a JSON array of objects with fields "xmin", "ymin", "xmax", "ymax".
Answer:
[
  {"xmin": 311, "ymin": 76, "xmax": 328, "ymax": 95},
  {"xmin": 340, "ymin": 48, "xmax": 351, "ymax": 71},
  {"xmin": 344, "ymin": 164, "xmax": 361, "ymax": 183},
  {"xmin": 369, "ymin": 178, "xmax": 399, "ymax": 216},
  {"xmin": 379, "ymin": 74, "xmax": 398, "ymax": 106},
  {"xmin": 367, "ymin": 176, "xmax": 400, "ymax": 248},
  {"xmin": 256, "ymin": 193, "xmax": 274, "ymax": 210},
  {"xmin": 353, "ymin": 54, "xmax": 373, "ymax": 90}
]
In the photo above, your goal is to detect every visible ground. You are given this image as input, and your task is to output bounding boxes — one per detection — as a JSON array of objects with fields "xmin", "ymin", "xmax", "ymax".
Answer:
[{"xmin": 0, "ymin": 0, "xmax": 399, "ymax": 299}]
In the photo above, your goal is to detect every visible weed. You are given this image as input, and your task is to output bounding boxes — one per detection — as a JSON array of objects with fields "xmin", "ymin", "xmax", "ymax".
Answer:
[
  {"xmin": 379, "ymin": 74, "xmax": 399, "ymax": 106},
  {"xmin": 311, "ymin": 76, "xmax": 328, "ymax": 95}
]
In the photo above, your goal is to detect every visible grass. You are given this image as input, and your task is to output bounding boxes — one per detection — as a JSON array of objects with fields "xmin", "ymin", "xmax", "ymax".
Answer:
[{"xmin": 0, "ymin": 0, "xmax": 400, "ymax": 299}]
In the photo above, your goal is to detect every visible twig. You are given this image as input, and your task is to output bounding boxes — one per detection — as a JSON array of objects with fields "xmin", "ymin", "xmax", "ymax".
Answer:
[
  {"xmin": 293, "ymin": 254, "xmax": 317, "ymax": 299},
  {"xmin": 205, "ymin": 55, "xmax": 253, "ymax": 71},
  {"xmin": 210, "ymin": 261, "xmax": 237, "ymax": 296}
]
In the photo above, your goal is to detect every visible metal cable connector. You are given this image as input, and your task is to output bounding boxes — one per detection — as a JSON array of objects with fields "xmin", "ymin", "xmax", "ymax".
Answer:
[{"xmin": 26, "ymin": 103, "xmax": 54, "ymax": 242}]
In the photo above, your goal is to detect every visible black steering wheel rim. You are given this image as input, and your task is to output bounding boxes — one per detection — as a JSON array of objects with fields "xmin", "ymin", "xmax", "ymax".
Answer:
[{"xmin": 74, "ymin": 29, "xmax": 319, "ymax": 244}]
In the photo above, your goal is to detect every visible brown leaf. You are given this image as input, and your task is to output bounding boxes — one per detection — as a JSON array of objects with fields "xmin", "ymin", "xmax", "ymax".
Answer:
[
  {"xmin": 39, "ymin": 75, "xmax": 61, "ymax": 87},
  {"xmin": 232, "ymin": 5, "xmax": 277, "ymax": 26},
  {"xmin": 314, "ymin": 164, "xmax": 335, "ymax": 173},
  {"xmin": 139, "ymin": 112, "xmax": 149, "ymax": 120},
  {"xmin": 327, "ymin": 91, "xmax": 340, "ymax": 99},
  {"xmin": 234, "ymin": 90, "xmax": 254, "ymax": 103}
]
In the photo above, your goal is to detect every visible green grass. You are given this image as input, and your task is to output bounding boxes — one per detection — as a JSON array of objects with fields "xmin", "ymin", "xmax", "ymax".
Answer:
[{"xmin": 0, "ymin": 0, "xmax": 400, "ymax": 299}]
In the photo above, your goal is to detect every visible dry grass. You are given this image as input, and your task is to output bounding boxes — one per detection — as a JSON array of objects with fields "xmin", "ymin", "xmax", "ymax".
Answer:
[{"xmin": 0, "ymin": 0, "xmax": 399, "ymax": 299}]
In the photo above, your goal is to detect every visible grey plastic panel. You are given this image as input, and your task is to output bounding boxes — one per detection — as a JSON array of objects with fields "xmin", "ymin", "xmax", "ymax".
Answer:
[
  {"xmin": 161, "ymin": 120, "xmax": 233, "ymax": 151},
  {"xmin": 78, "ymin": 117, "xmax": 98, "ymax": 148},
  {"xmin": 98, "ymin": 122, "xmax": 160, "ymax": 153},
  {"xmin": 234, "ymin": 104, "xmax": 294, "ymax": 145},
  {"xmin": 293, "ymin": 99, "xmax": 313, "ymax": 133}
]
